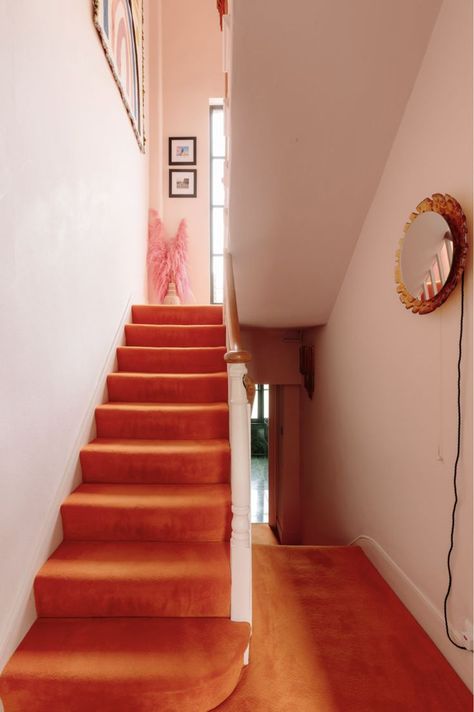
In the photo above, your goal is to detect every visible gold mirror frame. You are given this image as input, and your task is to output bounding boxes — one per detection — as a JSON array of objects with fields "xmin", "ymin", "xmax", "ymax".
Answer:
[{"xmin": 395, "ymin": 193, "xmax": 468, "ymax": 314}]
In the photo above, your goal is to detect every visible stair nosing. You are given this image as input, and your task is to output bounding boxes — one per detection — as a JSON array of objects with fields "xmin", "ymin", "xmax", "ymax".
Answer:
[{"xmin": 95, "ymin": 402, "xmax": 229, "ymax": 409}]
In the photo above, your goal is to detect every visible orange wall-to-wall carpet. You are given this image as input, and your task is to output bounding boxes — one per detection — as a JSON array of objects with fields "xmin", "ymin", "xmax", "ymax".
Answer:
[{"xmin": 216, "ymin": 528, "xmax": 472, "ymax": 711}]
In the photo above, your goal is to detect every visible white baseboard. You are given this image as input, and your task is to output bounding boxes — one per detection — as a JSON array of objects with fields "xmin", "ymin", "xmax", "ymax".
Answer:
[
  {"xmin": 351, "ymin": 535, "xmax": 473, "ymax": 691},
  {"xmin": 0, "ymin": 295, "xmax": 133, "ymax": 676}
]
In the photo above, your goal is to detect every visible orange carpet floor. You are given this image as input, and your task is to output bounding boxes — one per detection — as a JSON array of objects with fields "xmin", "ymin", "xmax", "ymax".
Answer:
[
  {"xmin": 216, "ymin": 526, "xmax": 472, "ymax": 712},
  {"xmin": 0, "ymin": 305, "xmax": 249, "ymax": 712}
]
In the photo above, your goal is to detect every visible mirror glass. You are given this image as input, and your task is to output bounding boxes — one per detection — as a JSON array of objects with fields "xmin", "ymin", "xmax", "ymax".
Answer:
[
  {"xmin": 396, "ymin": 194, "xmax": 467, "ymax": 315},
  {"xmin": 400, "ymin": 211, "xmax": 453, "ymax": 301}
]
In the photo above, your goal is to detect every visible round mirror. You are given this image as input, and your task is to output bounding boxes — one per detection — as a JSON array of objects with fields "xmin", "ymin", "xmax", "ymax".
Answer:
[{"xmin": 395, "ymin": 194, "xmax": 468, "ymax": 314}]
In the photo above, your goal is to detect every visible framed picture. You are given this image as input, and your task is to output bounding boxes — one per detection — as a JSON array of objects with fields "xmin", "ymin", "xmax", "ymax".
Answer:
[
  {"xmin": 93, "ymin": 0, "xmax": 145, "ymax": 152},
  {"xmin": 169, "ymin": 137, "xmax": 197, "ymax": 166},
  {"xmin": 169, "ymin": 169, "xmax": 197, "ymax": 198}
]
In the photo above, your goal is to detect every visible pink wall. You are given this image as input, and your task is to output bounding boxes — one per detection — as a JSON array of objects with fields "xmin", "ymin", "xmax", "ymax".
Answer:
[
  {"xmin": 300, "ymin": 0, "xmax": 472, "ymax": 687},
  {"xmin": 0, "ymin": 0, "xmax": 149, "ymax": 675},
  {"xmin": 148, "ymin": 0, "xmax": 164, "ymax": 219},
  {"xmin": 241, "ymin": 328, "xmax": 302, "ymax": 385},
  {"xmin": 149, "ymin": 0, "xmax": 223, "ymax": 304},
  {"xmin": 276, "ymin": 385, "xmax": 301, "ymax": 544}
]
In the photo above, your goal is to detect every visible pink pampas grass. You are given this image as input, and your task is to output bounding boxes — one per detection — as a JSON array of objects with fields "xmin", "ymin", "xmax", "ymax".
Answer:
[
  {"xmin": 147, "ymin": 210, "xmax": 170, "ymax": 303},
  {"xmin": 147, "ymin": 211, "xmax": 194, "ymax": 303},
  {"xmin": 170, "ymin": 219, "xmax": 193, "ymax": 303}
]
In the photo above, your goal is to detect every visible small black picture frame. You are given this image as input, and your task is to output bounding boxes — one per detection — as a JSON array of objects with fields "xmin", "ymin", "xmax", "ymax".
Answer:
[
  {"xmin": 168, "ymin": 137, "xmax": 197, "ymax": 166},
  {"xmin": 169, "ymin": 169, "xmax": 197, "ymax": 198}
]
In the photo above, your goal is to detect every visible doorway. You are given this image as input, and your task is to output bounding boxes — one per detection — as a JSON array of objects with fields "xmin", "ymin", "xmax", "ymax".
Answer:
[{"xmin": 251, "ymin": 384, "xmax": 269, "ymax": 523}]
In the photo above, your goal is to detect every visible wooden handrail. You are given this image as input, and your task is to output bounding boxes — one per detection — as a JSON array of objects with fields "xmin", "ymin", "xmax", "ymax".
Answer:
[{"xmin": 224, "ymin": 251, "xmax": 251, "ymax": 364}]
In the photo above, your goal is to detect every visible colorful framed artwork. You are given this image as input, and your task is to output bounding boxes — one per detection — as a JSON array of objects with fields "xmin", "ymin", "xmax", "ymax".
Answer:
[
  {"xmin": 169, "ymin": 137, "xmax": 197, "ymax": 166},
  {"xmin": 169, "ymin": 170, "xmax": 197, "ymax": 198},
  {"xmin": 217, "ymin": 0, "xmax": 228, "ymax": 30},
  {"xmin": 93, "ymin": 0, "xmax": 145, "ymax": 152}
]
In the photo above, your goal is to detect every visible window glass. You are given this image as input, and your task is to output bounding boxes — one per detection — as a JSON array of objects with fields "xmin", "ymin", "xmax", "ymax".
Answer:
[
  {"xmin": 211, "ymin": 109, "xmax": 225, "ymax": 157},
  {"xmin": 212, "ymin": 255, "xmax": 224, "ymax": 304},
  {"xmin": 263, "ymin": 385, "xmax": 269, "ymax": 419},
  {"xmin": 210, "ymin": 105, "xmax": 225, "ymax": 304},
  {"xmin": 212, "ymin": 158, "xmax": 225, "ymax": 207},
  {"xmin": 212, "ymin": 207, "xmax": 224, "ymax": 255}
]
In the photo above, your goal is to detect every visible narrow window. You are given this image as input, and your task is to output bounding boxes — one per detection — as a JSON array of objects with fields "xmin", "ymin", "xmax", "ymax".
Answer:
[{"xmin": 210, "ymin": 103, "xmax": 225, "ymax": 303}]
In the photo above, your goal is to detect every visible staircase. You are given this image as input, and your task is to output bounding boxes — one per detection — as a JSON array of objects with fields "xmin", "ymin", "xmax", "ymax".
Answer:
[{"xmin": 0, "ymin": 305, "xmax": 250, "ymax": 712}]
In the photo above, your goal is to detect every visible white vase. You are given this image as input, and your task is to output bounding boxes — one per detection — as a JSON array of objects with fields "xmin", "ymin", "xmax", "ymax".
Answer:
[{"xmin": 163, "ymin": 282, "xmax": 181, "ymax": 305}]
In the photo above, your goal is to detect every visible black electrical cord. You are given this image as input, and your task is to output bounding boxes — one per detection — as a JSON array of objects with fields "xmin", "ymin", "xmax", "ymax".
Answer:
[{"xmin": 442, "ymin": 272, "xmax": 471, "ymax": 651}]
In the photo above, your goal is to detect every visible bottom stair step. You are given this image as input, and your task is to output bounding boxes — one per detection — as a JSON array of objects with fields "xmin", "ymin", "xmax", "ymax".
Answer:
[{"xmin": 0, "ymin": 617, "xmax": 250, "ymax": 712}]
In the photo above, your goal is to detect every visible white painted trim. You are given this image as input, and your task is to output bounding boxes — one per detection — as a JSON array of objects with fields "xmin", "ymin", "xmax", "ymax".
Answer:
[
  {"xmin": 223, "ymin": 13, "xmax": 232, "ymax": 74},
  {"xmin": 351, "ymin": 535, "xmax": 473, "ymax": 690},
  {"xmin": 228, "ymin": 361, "xmax": 252, "ymax": 635},
  {"xmin": 0, "ymin": 294, "xmax": 133, "ymax": 673}
]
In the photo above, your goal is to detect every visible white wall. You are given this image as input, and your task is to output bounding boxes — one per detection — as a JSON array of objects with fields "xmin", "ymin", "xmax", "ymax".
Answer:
[
  {"xmin": 300, "ymin": 0, "xmax": 472, "ymax": 687},
  {"xmin": 229, "ymin": 0, "xmax": 442, "ymax": 328},
  {"xmin": 152, "ymin": 0, "xmax": 223, "ymax": 304},
  {"xmin": 0, "ymin": 0, "xmax": 148, "ymax": 668}
]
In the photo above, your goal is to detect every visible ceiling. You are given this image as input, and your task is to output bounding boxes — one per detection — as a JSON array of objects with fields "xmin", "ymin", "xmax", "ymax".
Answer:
[{"xmin": 228, "ymin": 0, "xmax": 442, "ymax": 327}]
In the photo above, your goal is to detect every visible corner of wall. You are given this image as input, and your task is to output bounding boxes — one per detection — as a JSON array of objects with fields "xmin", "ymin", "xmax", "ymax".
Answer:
[{"xmin": 352, "ymin": 536, "xmax": 473, "ymax": 690}]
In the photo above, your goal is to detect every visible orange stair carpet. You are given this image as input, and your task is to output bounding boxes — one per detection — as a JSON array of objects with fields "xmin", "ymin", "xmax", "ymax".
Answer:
[{"xmin": 0, "ymin": 304, "xmax": 250, "ymax": 712}]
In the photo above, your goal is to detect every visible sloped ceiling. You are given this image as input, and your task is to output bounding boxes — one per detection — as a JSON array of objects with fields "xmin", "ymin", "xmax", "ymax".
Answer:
[{"xmin": 229, "ymin": 0, "xmax": 442, "ymax": 327}]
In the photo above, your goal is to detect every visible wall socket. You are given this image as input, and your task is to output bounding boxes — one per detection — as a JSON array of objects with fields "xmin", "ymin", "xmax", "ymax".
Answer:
[{"xmin": 460, "ymin": 619, "xmax": 473, "ymax": 651}]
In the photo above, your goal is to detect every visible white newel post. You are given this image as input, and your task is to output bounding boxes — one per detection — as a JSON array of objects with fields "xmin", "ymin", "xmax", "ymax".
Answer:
[{"xmin": 228, "ymin": 361, "xmax": 252, "ymax": 660}]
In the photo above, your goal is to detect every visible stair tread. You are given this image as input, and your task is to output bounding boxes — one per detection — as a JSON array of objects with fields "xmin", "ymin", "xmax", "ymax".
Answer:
[
  {"xmin": 34, "ymin": 542, "xmax": 231, "ymax": 618},
  {"xmin": 116, "ymin": 346, "xmax": 227, "ymax": 374},
  {"xmin": 0, "ymin": 617, "xmax": 249, "ymax": 711},
  {"xmin": 106, "ymin": 372, "xmax": 228, "ymax": 403},
  {"xmin": 108, "ymin": 371, "xmax": 227, "ymax": 379},
  {"xmin": 37, "ymin": 540, "xmax": 230, "ymax": 576},
  {"xmin": 95, "ymin": 403, "xmax": 228, "ymax": 440},
  {"xmin": 125, "ymin": 324, "xmax": 226, "ymax": 348},
  {"xmin": 117, "ymin": 345, "xmax": 227, "ymax": 351},
  {"xmin": 132, "ymin": 304, "xmax": 224, "ymax": 325},
  {"xmin": 96, "ymin": 402, "xmax": 228, "ymax": 410},
  {"xmin": 80, "ymin": 439, "xmax": 230, "ymax": 485},
  {"xmin": 126, "ymin": 323, "xmax": 225, "ymax": 330},
  {"xmin": 63, "ymin": 482, "xmax": 231, "ymax": 509},
  {"xmin": 82, "ymin": 437, "xmax": 230, "ymax": 453},
  {"xmin": 61, "ymin": 483, "xmax": 231, "ymax": 542}
]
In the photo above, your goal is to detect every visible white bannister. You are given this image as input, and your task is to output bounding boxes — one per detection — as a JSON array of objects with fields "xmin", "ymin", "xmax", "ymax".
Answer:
[
  {"xmin": 224, "ymin": 252, "xmax": 253, "ymax": 663},
  {"xmin": 220, "ymin": 0, "xmax": 252, "ymax": 662},
  {"xmin": 228, "ymin": 362, "xmax": 252, "ymax": 625}
]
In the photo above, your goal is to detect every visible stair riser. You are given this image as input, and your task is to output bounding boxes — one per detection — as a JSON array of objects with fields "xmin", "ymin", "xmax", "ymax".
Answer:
[
  {"xmin": 34, "ymin": 577, "xmax": 230, "ymax": 618},
  {"xmin": 95, "ymin": 409, "xmax": 229, "ymax": 440},
  {"xmin": 125, "ymin": 325, "xmax": 226, "ymax": 348},
  {"xmin": 117, "ymin": 347, "xmax": 227, "ymax": 373},
  {"xmin": 80, "ymin": 449, "xmax": 230, "ymax": 484},
  {"xmin": 132, "ymin": 305, "xmax": 223, "ymax": 325},
  {"xmin": 61, "ymin": 505, "xmax": 231, "ymax": 542},
  {"xmin": 107, "ymin": 374, "xmax": 228, "ymax": 403}
]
